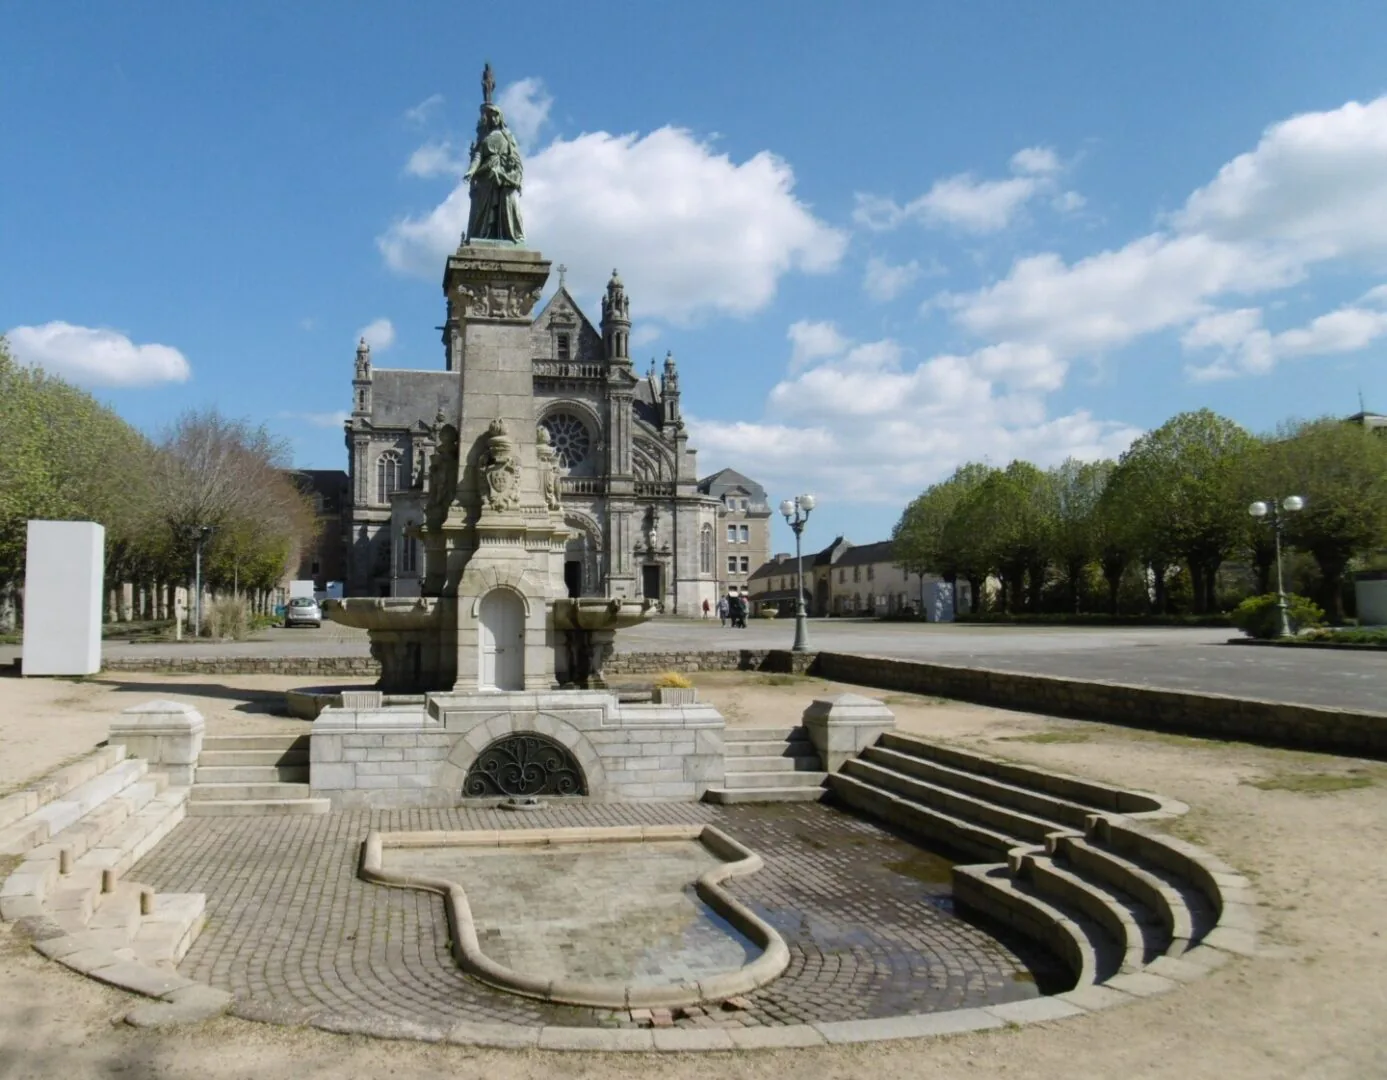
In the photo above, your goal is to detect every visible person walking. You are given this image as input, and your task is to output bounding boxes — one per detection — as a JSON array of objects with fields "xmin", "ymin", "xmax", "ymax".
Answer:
[
  {"xmin": 717, "ymin": 595, "xmax": 729, "ymax": 627},
  {"xmin": 702, "ymin": 598, "xmax": 711, "ymax": 619}
]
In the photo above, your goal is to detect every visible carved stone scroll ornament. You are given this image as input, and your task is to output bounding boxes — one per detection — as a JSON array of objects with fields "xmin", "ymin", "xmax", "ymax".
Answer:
[
  {"xmin": 453, "ymin": 281, "xmax": 545, "ymax": 320},
  {"xmin": 536, "ymin": 427, "xmax": 564, "ymax": 511},
  {"xmin": 482, "ymin": 419, "xmax": 521, "ymax": 512}
]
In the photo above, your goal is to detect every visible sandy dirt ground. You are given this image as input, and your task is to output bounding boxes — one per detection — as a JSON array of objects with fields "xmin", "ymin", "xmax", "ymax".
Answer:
[{"xmin": 1, "ymin": 670, "xmax": 1386, "ymax": 1078}]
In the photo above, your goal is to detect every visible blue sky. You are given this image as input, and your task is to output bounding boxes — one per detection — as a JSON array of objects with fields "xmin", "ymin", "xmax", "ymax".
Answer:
[{"xmin": 6, "ymin": 2, "xmax": 1387, "ymax": 551}]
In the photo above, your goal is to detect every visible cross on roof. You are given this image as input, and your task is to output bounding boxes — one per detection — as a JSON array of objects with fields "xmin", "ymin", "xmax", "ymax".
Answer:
[{"xmin": 557, "ymin": 263, "xmax": 568, "ymax": 287}]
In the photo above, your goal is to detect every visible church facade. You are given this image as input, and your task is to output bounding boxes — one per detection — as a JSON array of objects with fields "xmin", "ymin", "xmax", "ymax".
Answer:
[{"xmin": 343, "ymin": 270, "xmax": 738, "ymax": 615}]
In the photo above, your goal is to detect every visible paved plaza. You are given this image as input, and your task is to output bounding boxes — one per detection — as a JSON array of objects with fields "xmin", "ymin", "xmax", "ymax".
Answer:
[
  {"xmin": 130, "ymin": 800, "xmax": 1056, "ymax": 1033},
  {"xmin": 8, "ymin": 619, "xmax": 1380, "ymax": 712}
]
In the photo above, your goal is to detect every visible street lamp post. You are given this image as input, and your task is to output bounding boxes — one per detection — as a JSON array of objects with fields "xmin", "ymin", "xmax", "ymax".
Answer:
[
  {"xmin": 1249, "ymin": 495, "xmax": 1305, "ymax": 638},
  {"xmin": 193, "ymin": 524, "xmax": 214, "ymax": 638},
  {"xmin": 778, "ymin": 494, "xmax": 816, "ymax": 652}
]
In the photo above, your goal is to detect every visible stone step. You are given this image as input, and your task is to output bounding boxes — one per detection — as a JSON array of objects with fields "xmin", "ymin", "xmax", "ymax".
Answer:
[
  {"xmin": 197, "ymin": 749, "xmax": 309, "ymax": 768},
  {"xmin": 952, "ymin": 863, "xmax": 1116, "ymax": 987},
  {"xmin": 200, "ymin": 734, "xmax": 310, "ymax": 752},
  {"xmin": 702, "ymin": 785, "xmax": 828, "ymax": 805},
  {"xmin": 723, "ymin": 770, "xmax": 827, "ymax": 790},
  {"xmin": 723, "ymin": 754, "xmax": 823, "ymax": 773},
  {"xmin": 0, "ymin": 745, "xmax": 128, "ymax": 832},
  {"xmin": 1018, "ymin": 853, "xmax": 1156, "ymax": 974},
  {"xmin": 1053, "ymin": 836, "xmax": 1201, "ymax": 956},
  {"xmin": 827, "ymin": 772, "xmax": 1016, "ymax": 863},
  {"xmin": 839, "ymin": 758, "xmax": 1064, "ymax": 845},
  {"xmin": 186, "ymin": 798, "xmax": 331, "ymax": 817},
  {"xmin": 190, "ymin": 782, "xmax": 316, "ymax": 802},
  {"xmin": 724, "ymin": 740, "xmax": 810, "ymax": 758},
  {"xmin": 75, "ymin": 789, "xmax": 188, "ymax": 879},
  {"xmin": 86, "ymin": 881, "xmax": 148, "ymax": 937},
  {"xmin": 193, "ymin": 764, "xmax": 310, "ymax": 784},
  {"xmin": 23, "ymin": 758, "xmax": 149, "ymax": 847},
  {"xmin": 859, "ymin": 746, "xmax": 1094, "ymax": 830},
  {"xmin": 131, "ymin": 892, "xmax": 206, "ymax": 967},
  {"xmin": 723, "ymin": 726, "xmax": 809, "ymax": 743}
]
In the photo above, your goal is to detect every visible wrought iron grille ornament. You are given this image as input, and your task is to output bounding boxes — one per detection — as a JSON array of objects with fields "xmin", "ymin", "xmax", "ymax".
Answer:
[{"xmin": 463, "ymin": 733, "xmax": 588, "ymax": 797}]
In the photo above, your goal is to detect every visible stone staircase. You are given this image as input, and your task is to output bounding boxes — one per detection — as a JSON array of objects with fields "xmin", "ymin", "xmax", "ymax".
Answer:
[
  {"xmin": 828, "ymin": 731, "xmax": 1255, "ymax": 996},
  {"xmin": 189, "ymin": 734, "xmax": 329, "ymax": 816},
  {"xmin": 0, "ymin": 744, "xmax": 225, "ymax": 1023},
  {"xmin": 704, "ymin": 726, "xmax": 828, "ymax": 804}
]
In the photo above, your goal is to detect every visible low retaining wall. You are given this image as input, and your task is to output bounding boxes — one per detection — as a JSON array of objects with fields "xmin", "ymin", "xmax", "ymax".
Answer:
[{"xmin": 810, "ymin": 652, "xmax": 1387, "ymax": 759}]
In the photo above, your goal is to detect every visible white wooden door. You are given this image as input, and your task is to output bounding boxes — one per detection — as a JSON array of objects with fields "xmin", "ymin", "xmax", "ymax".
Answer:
[{"xmin": 479, "ymin": 589, "xmax": 524, "ymax": 690}]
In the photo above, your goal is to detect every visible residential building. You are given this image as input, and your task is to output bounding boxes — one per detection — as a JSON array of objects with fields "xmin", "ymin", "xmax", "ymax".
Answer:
[{"xmin": 695, "ymin": 468, "xmax": 771, "ymax": 599}]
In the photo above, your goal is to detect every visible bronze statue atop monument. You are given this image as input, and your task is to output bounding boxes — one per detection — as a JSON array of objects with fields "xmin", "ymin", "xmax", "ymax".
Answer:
[{"xmin": 464, "ymin": 63, "xmax": 525, "ymax": 244}]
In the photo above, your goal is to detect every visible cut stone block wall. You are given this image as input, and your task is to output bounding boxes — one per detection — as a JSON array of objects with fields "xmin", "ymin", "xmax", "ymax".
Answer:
[{"xmin": 310, "ymin": 690, "xmax": 725, "ymax": 809}]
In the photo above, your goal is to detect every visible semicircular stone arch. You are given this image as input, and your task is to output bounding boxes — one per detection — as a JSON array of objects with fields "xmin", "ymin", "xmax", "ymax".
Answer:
[{"xmin": 438, "ymin": 712, "xmax": 608, "ymax": 798}]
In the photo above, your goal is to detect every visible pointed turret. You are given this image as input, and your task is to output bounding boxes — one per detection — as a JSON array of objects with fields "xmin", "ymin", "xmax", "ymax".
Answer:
[
  {"xmin": 601, "ymin": 268, "xmax": 631, "ymax": 364},
  {"xmin": 352, "ymin": 337, "xmax": 373, "ymax": 417},
  {"xmin": 661, "ymin": 350, "xmax": 681, "ymax": 428}
]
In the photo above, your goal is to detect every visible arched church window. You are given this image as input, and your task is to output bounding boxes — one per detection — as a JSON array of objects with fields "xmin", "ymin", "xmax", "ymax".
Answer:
[
  {"xmin": 700, "ymin": 525, "xmax": 713, "ymax": 574},
  {"xmin": 376, "ymin": 451, "xmax": 403, "ymax": 503},
  {"xmin": 541, "ymin": 412, "xmax": 591, "ymax": 468}
]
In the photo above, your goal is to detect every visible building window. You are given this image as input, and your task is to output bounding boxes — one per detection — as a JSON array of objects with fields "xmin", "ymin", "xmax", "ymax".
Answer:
[
  {"xmin": 727, "ymin": 555, "xmax": 738, "ymax": 574},
  {"xmin": 740, "ymin": 556, "xmax": 749, "ymax": 573},
  {"xmin": 853, "ymin": 566, "xmax": 860, "ymax": 582},
  {"xmin": 556, "ymin": 332, "xmax": 572, "ymax": 362},
  {"xmin": 700, "ymin": 525, "xmax": 713, "ymax": 574},
  {"xmin": 376, "ymin": 451, "xmax": 402, "ymax": 503},
  {"xmin": 727, "ymin": 524, "xmax": 737, "ymax": 543},
  {"xmin": 839, "ymin": 568, "xmax": 845, "ymax": 584},
  {"xmin": 311, "ymin": 560, "xmax": 321, "ymax": 576},
  {"xmin": 867, "ymin": 565, "xmax": 875, "ymax": 581},
  {"xmin": 400, "ymin": 535, "xmax": 418, "ymax": 574},
  {"xmin": 540, "ymin": 412, "xmax": 591, "ymax": 467},
  {"xmin": 738, "ymin": 524, "xmax": 749, "ymax": 543}
]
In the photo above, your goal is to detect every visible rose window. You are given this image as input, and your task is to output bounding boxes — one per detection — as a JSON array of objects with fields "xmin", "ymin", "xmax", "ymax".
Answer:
[{"xmin": 542, "ymin": 413, "xmax": 591, "ymax": 468}]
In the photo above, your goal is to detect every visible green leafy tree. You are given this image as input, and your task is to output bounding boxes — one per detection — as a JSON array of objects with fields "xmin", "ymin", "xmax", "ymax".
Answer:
[
  {"xmin": 1266, "ymin": 418, "xmax": 1387, "ymax": 622},
  {"xmin": 1111, "ymin": 409, "xmax": 1255, "ymax": 613},
  {"xmin": 1049, "ymin": 458, "xmax": 1113, "ymax": 614},
  {"xmin": 892, "ymin": 462, "xmax": 992, "ymax": 613}
]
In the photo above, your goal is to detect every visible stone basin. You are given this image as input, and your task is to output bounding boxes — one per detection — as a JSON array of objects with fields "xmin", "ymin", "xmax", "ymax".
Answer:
[
  {"xmin": 360, "ymin": 825, "xmax": 790, "ymax": 1008},
  {"xmin": 550, "ymin": 597, "xmax": 656, "ymax": 632},
  {"xmin": 321, "ymin": 596, "xmax": 442, "ymax": 631}
]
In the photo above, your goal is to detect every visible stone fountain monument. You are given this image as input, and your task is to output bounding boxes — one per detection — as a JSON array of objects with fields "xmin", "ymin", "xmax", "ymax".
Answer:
[{"xmin": 312, "ymin": 65, "xmax": 725, "ymax": 808}]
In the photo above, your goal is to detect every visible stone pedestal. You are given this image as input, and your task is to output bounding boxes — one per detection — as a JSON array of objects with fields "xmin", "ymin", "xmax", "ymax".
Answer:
[
  {"xmin": 21, "ymin": 520, "xmax": 104, "ymax": 676},
  {"xmin": 802, "ymin": 693, "xmax": 896, "ymax": 773},
  {"xmin": 109, "ymin": 701, "xmax": 206, "ymax": 785}
]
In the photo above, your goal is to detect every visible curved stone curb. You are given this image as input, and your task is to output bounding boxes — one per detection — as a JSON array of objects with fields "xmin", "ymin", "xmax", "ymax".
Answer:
[{"xmin": 359, "ymin": 823, "xmax": 791, "ymax": 1009}]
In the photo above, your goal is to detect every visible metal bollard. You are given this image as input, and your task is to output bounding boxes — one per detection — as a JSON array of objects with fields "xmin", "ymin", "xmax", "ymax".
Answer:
[
  {"xmin": 140, "ymin": 889, "xmax": 155, "ymax": 916},
  {"xmin": 58, "ymin": 848, "xmax": 73, "ymax": 875},
  {"xmin": 101, "ymin": 869, "xmax": 116, "ymax": 893}
]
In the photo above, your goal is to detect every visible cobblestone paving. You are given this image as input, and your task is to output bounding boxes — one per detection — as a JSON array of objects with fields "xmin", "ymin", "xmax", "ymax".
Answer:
[{"xmin": 131, "ymin": 801, "xmax": 1064, "ymax": 1030}]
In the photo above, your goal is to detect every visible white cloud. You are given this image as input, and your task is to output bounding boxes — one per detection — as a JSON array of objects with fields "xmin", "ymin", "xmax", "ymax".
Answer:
[
  {"xmin": 787, "ymin": 320, "xmax": 850, "ymax": 370},
  {"xmin": 405, "ymin": 142, "xmax": 465, "ymax": 179},
  {"xmin": 948, "ymin": 95, "xmax": 1387, "ymax": 382},
  {"xmin": 6, "ymin": 322, "xmax": 190, "ymax": 387},
  {"xmin": 689, "ymin": 334, "xmax": 1136, "ymax": 505},
  {"xmin": 381, "ymin": 122, "xmax": 846, "ymax": 324},
  {"xmin": 853, "ymin": 145, "xmax": 1070, "ymax": 234},
  {"xmin": 356, "ymin": 318, "xmax": 395, "ymax": 351},
  {"xmin": 1011, "ymin": 146, "xmax": 1062, "ymax": 176},
  {"xmin": 405, "ymin": 93, "xmax": 444, "ymax": 125},
  {"xmin": 862, "ymin": 256, "xmax": 922, "ymax": 302},
  {"xmin": 1184, "ymin": 301, "xmax": 1387, "ymax": 381},
  {"xmin": 277, "ymin": 410, "xmax": 350, "ymax": 429},
  {"xmin": 1052, "ymin": 190, "xmax": 1086, "ymax": 213},
  {"xmin": 496, "ymin": 77, "xmax": 552, "ymax": 151}
]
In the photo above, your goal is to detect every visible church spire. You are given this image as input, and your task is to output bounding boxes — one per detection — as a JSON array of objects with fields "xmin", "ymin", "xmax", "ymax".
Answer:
[
  {"xmin": 352, "ymin": 337, "xmax": 373, "ymax": 417},
  {"xmin": 661, "ymin": 350, "xmax": 681, "ymax": 428},
  {"xmin": 601, "ymin": 268, "xmax": 631, "ymax": 364}
]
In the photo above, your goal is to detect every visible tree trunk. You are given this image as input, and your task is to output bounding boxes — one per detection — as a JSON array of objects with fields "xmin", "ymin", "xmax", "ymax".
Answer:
[
  {"xmin": 1316, "ymin": 555, "xmax": 1347, "ymax": 624},
  {"xmin": 966, "ymin": 575, "xmax": 983, "ymax": 614},
  {"xmin": 1203, "ymin": 565, "xmax": 1220, "ymax": 614},
  {"xmin": 1187, "ymin": 558, "xmax": 1206, "ymax": 614},
  {"xmin": 1150, "ymin": 561, "xmax": 1168, "ymax": 615}
]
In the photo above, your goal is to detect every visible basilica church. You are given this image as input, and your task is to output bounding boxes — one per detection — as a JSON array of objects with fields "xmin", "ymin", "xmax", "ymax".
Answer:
[{"xmin": 342, "ymin": 269, "xmax": 766, "ymax": 613}]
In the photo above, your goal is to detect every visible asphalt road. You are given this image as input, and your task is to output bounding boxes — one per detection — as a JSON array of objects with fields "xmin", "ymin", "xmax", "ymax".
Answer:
[{"xmin": 3, "ymin": 618, "xmax": 1382, "ymax": 713}]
